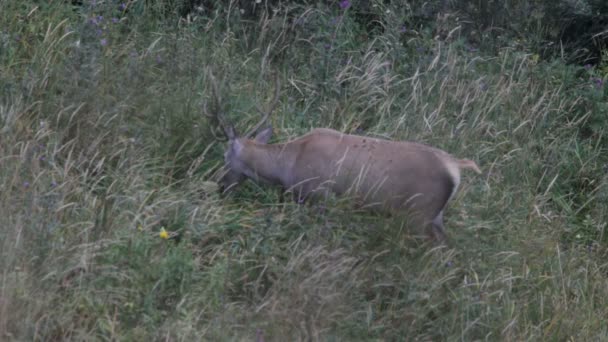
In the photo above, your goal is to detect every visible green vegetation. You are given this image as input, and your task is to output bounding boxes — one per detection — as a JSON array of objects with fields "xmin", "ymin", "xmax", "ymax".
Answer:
[{"xmin": 1, "ymin": 0, "xmax": 607, "ymax": 340}]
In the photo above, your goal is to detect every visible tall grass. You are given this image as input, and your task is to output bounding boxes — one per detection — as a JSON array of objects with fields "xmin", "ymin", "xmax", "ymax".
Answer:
[{"xmin": 1, "ymin": 0, "xmax": 607, "ymax": 340}]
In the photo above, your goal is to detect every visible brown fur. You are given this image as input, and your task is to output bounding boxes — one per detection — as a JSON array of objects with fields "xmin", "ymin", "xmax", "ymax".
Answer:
[{"xmin": 220, "ymin": 127, "xmax": 481, "ymax": 242}]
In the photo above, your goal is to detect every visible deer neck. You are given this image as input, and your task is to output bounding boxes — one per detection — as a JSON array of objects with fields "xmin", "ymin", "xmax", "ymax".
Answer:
[{"xmin": 239, "ymin": 141, "xmax": 293, "ymax": 186}]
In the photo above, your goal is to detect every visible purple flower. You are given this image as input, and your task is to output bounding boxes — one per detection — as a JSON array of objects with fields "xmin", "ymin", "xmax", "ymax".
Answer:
[
  {"xmin": 23, "ymin": 181, "xmax": 30, "ymax": 188},
  {"xmin": 39, "ymin": 155, "xmax": 46, "ymax": 162},
  {"xmin": 339, "ymin": 0, "xmax": 351, "ymax": 10},
  {"xmin": 324, "ymin": 43, "xmax": 332, "ymax": 50},
  {"xmin": 480, "ymin": 81, "xmax": 488, "ymax": 91},
  {"xmin": 584, "ymin": 64, "xmax": 592, "ymax": 70},
  {"xmin": 119, "ymin": 3, "xmax": 126, "ymax": 10},
  {"xmin": 112, "ymin": 17, "xmax": 119, "ymax": 24},
  {"xmin": 97, "ymin": 15, "xmax": 103, "ymax": 22},
  {"xmin": 100, "ymin": 38, "xmax": 107, "ymax": 46},
  {"xmin": 399, "ymin": 25, "xmax": 407, "ymax": 33},
  {"xmin": 51, "ymin": 181, "xmax": 57, "ymax": 188},
  {"xmin": 96, "ymin": 28, "xmax": 103, "ymax": 36},
  {"xmin": 593, "ymin": 77, "xmax": 604, "ymax": 88}
]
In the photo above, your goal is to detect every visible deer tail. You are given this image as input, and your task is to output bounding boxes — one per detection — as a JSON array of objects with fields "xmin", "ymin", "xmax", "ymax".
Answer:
[{"xmin": 457, "ymin": 159, "xmax": 481, "ymax": 174}]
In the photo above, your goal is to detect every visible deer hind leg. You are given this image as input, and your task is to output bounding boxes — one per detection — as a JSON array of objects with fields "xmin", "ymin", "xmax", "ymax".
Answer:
[
  {"xmin": 292, "ymin": 189, "xmax": 307, "ymax": 204},
  {"xmin": 428, "ymin": 210, "xmax": 447, "ymax": 244}
]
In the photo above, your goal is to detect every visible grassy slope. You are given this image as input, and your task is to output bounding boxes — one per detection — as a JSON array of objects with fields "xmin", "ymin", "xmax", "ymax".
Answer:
[{"xmin": 1, "ymin": 1, "xmax": 607, "ymax": 340}]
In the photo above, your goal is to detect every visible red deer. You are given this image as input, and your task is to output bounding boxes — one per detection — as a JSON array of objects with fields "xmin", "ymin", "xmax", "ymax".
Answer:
[{"xmin": 205, "ymin": 72, "xmax": 481, "ymax": 242}]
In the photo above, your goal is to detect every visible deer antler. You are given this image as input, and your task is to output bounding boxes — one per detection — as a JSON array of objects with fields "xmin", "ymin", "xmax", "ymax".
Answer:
[
  {"xmin": 245, "ymin": 72, "xmax": 281, "ymax": 139},
  {"xmin": 203, "ymin": 68, "xmax": 235, "ymax": 140}
]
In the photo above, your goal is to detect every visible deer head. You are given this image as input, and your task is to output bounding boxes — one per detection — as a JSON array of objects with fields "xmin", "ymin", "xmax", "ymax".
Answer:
[{"xmin": 204, "ymin": 70, "xmax": 280, "ymax": 193}]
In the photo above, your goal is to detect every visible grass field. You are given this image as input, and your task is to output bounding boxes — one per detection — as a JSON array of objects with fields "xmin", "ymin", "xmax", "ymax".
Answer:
[{"xmin": 1, "ymin": 1, "xmax": 607, "ymax": 340}]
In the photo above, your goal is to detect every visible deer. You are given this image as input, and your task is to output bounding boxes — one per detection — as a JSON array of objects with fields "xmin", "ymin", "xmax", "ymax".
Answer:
[{"xmin": 205, "ymin": 71, "xmax": 481, "ymax": 243}]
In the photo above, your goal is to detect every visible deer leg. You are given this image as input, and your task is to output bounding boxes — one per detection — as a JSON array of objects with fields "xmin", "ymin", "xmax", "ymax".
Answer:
[
  {"xmin": 291, "ymin": 186, "xmax": 310, "ymax": 205},
  {"xmin": 278, "ymin": 186, "xmax": 288, "ymax": 203},
  {"xmin": 429, "ymin": 211, "xmax": 447, "ymax": 244},
  {"xmin": 290, "ymin": 182, "xmax": 322, "ymax": 205},
  {"xmin": 293, "ymin": 191, "xmax": 304, "ymax": 204}
]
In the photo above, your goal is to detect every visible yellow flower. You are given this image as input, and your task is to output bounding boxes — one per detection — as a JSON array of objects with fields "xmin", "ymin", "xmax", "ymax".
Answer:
[
  {"xmin": 137, "ymin": 224, "xmax": 143, "ymax": 231},
  {"xmin": 531, "ymin": 54, "xmax": 540, "ymax": 64},
  {"xmin": 159, "ymin": 227, "xmax": 169, "ymax": 240}
]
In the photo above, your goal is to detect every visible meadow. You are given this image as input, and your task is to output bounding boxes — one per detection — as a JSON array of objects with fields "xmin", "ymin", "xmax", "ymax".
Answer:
[{"xmin": 1, "ymin": 1, "xmax": 607, "ymax": 340}]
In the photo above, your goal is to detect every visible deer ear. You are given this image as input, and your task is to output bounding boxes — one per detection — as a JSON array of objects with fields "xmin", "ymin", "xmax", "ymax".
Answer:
[
  {"xmin": 225, "ymin": 125, "xmax": 237, "ymax": 140},
  {"xmin": 254, "ymin": 126, "xmax": 273, "ymax": 144},
  {"xmin": 231, "ymin": 138, "xmax": 244, "ymax": 155}
]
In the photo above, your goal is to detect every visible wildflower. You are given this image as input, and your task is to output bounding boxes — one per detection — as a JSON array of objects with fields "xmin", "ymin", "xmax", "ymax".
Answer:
[
  {"xmin": 256, "ymin": 328, "xmax": 264, "ymax": 342},
  {"xmin": 584, "ymin": 64, "xmax": 592, "ymax": 70},
  {"xmin": 96, "ymin": 28, "xmax": 103, "ymax": 36},
  {"xmin": 576, "ymin": 233, "xmax": 582, "ymax": 239},
  {"xmin": 159, "ymin": 227, "xmax": 169, "ymax": 239},
  {"xmin": 23, "ymin": 181, "xmax": 30, "ymax": 188},
  {"xmin": 39, "ymin": 155, "xmax": 46, "ymax": 162},
  {"xmin": 51, "ymin": 180, "xmax": 57, "ymax": 188},
  {"xmin": 339, "ymin": 0, "xmax": 351, "ymax": 10},
  {"xmin": 593, "ymin": 77, "xmax": 604, "ymax": 88},
  {"xmin": 100, "ymin": 38, "xmax": 107, "ymax": 46},
  {"xmin": 111, "ymin": 17, "xmax": 119, "ymax": 24},
  {"xmin": 399, "ymin": 25, "xmax": 407, "ymax": 33},
  {"xmin": 119, "ymin": 3, "xmax": 126, "ymax": 10},
  {"xmin": 137, "ymin": 224, "xmax": 143, "ymax": 231},
  {"xmin": 531, "ymin": 54, "xmax": 539, "ymax": 64}
]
